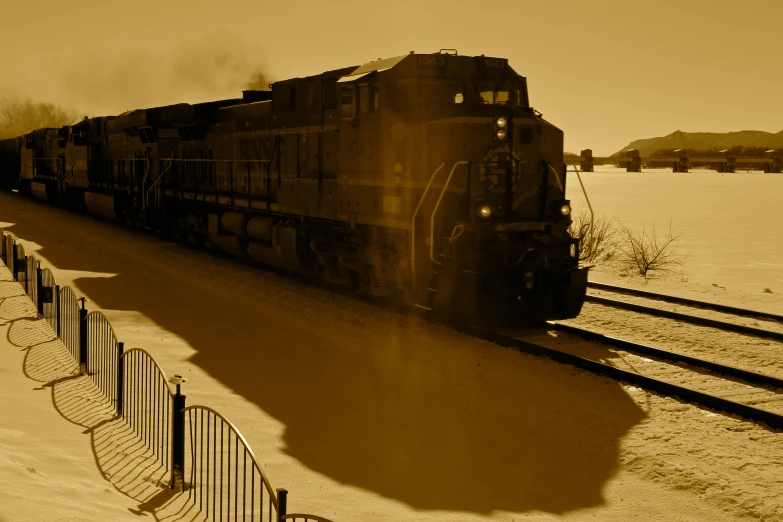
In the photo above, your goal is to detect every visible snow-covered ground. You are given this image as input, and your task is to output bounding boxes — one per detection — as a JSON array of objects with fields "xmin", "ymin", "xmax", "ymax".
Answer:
[
  {"xmin": 566, "ymin": 167, "xmax": 783, "ymax": 301},
  {"xmin": 1, "ymin": 186, "xmax": 782, "ymax": 521},
  {"xmin": 0, "ymin": 267, "xmax": 193, "ymax": 521}
]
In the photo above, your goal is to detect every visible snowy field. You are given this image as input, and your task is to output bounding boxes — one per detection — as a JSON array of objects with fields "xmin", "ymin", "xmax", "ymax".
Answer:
[
  {"xmin": 566, "ymin": 167, "xmax": 783, "ymax": 315},
  {"xmin": 1, "ymin": 187, "xmax": 783, "ymax": 521},
  {"xmin": 566, "ymin": 167, "xmax": 783, "ymax": 291}
]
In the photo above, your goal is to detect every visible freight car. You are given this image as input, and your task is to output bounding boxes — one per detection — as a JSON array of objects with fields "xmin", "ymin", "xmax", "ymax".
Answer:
[{"xmin": 0, "ymin": 50, "xmax": 588, "ymax": 325}]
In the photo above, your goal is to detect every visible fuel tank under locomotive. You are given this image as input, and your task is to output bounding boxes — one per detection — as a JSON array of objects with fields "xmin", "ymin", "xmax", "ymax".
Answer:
[{"xmin": 206, "ymin": 212, "xmax": 312, "ymax": 275}]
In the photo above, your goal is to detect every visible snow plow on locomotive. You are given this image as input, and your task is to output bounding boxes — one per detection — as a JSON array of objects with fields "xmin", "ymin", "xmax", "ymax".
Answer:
[{"xmin": 0, "ymin": 50, "xmax": 588, "ymax": 325}]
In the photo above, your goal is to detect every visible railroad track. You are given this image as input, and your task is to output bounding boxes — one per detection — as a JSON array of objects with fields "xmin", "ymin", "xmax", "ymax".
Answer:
[
  {"xmin": 460, "ymin": 283, "xmax": 783, "ymax": 431},
  {"xmin": 584, "ymin": 281, "xmax": 783, "ymax": 341},
  {"xmin": 466, "ymin": 323, "xmax": 783, "ymax": 431}
]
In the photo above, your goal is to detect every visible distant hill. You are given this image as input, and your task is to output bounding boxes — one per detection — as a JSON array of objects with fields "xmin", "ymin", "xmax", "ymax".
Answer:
[{"xmin": 612, "ymin": 129, "xmax": 783, "ymax": 157}]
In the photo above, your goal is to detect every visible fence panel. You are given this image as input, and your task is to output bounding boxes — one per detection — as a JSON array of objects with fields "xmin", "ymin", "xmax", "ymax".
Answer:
[
  {"xmin": 0, "ymin": 227, "xmax": 5, "ymax": 261},
  {"xmin": 86, "ymin": 311, "xmax": 122, "ymax": 407},
  {"xmin": 182, "ymin": 407, "xmax": 335, "ymax": 522},
  {"xmin": 6, "ymin": 235, "xmax": 17, "ymax": 273},
  {"xmin": 122, "ymin": 348, "xmax": 174, "ymax": 477},
  {"xmin": 15, "ymin": 242, "xmax": 25, "ymax": 287},
  {"xmin": 4, "ymin": 234, "xmax": 12, "ymax": 269},
  {"xmin": 40, "ymin": 268, "xmax": 57, "ymax": 332},
  {"xmin": 59, "ymin": 287, "xmax": 81, "ymax": 363},
  {"xmin": 26, "ymin": 255, "xmax": 37, "ymax": 307}
]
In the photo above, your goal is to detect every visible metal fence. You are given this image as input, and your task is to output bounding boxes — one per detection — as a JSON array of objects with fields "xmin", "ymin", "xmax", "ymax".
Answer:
[
  {"xmin": 0, "ymin": 229, "xmax": 334, "ymax": 522},
  {"xmin": 14, "ymin": 241, "xmax": 26, "ymax": 287},
  {"xmin": 85, "ymin": 311, "xmax": 122, "ymax": 407},
  {"xmin": 1, "ymin": 227, "xmax": 9, "ymax": 271},
  {"xmin": 121, "ymin": 347, "xmax": 173, "ymax": 479},
  {"xmin": 59, "ymin": 286, "xmax": 81, "ymax": 363},
  {"xmin": 40, "ymin": 267, "xmax": 57, "ymax": 332},
  {"xmin": 26, "ymin": 255, "xmax": 37, "ymax": 304},
  {"xmin": 185, "ymin": 405, "xmax": 282, "ymax": 522}
]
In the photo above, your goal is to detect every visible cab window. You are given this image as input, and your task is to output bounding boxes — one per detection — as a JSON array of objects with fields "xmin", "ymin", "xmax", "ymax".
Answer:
[
  {"xmin": 340, "ymin": 85, "xmax": 355, "ymax": 118},
  {"xmin": 358, "ymin": 83, "xmax": 370, "ymax": 115},
  {"xmin": 476, "ymin": 85, "xmax": 522, "ymax": 106}
]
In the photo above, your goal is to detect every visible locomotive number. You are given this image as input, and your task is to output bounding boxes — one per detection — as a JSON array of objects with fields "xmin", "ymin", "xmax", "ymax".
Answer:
[
  {"xmin": 483, "ymin": 58, "xmax": 507, "ymax": 69},
  {"xmin": 347, "ymin": 139, "xmax": 374, "ymax": 160},
  {"xmin": 417, "ymin": 55, "xmax": 446, "ymax": 67}
]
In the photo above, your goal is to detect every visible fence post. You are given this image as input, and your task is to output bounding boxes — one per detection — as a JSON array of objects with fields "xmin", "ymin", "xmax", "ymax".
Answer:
[
  {"xmin": 11, "ymin": 243, "xmax": 17, "ymax": 281},
  {"xmin": 170, "ymin": 377, "xmax": 186, "ymax": 491},
  {"xmin": 79, "ymin": 297, "xmax": 88, "ymax": 376},
  {"xmin": 24, "ymin": 255, "xmax": 28, "ymax": 293},
  {"xmin": 277, "ymin": 489, "xmax": 288, "ymax": 521},
  {"xmin": 36, "ymin": 261, "xmax": 43, "ymax": 315},
  {"xmin": 55, "ymin": 285, "xmax": 61, "ymax": 337},
  {"xmin": 116, "ymin": 342, "xmax": 124, "ymax": 416}
]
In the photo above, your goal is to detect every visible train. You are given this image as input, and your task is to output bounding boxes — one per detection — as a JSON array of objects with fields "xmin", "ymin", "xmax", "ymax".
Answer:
[{"xmin": 0, "ymin": 50, "xmax": 588, "ymax": 326}]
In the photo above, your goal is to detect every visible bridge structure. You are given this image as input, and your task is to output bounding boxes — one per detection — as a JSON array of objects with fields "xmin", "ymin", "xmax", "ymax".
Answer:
[{"xmin": 570, "ymin": 149, "xmax": 783, "ymax": 173}]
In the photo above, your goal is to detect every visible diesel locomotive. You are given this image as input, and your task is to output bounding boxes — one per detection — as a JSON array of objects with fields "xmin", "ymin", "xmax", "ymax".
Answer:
[{"xmin": 0, "ymin": 50, "xmax": 588, "ymax": 325}]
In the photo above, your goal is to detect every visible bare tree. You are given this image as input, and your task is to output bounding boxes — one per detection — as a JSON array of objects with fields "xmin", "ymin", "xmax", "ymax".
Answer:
[
  {"xmin": 0, "ymin": 98, "xmax": 79, "ymax": 139},
  {"xmin": 617, "ymin": 221, "xmax": 685, "ymax": 277},
  {"xmin": 568, "ymin": 209, "xmax": 618, "ymax": 263}
]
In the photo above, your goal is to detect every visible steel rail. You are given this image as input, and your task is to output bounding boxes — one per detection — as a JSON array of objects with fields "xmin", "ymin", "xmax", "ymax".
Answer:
[
  {"xmin": 548, "ymin": 322, "xmax": 783, "ymax": 390},
  {"xmin": 585, "ymin": 295, "xmax": 783, "ymax": 342},
  {"xmin": 465, "ymin": 325, "xmax": 783, "ymax": 431},
  {"xmin": 587, "ymin": 281, "xmax": 783, "ymax": 323}
]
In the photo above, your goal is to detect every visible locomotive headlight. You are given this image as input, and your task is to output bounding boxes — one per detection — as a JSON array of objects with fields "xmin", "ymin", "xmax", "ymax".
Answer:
[
  {"xmin": 560, "ymin": 204, "xmax": 571, "ymax": 216},
  {"xmin": 496, "ymin": 129, "xmax": 507, "ymax": 140},
  {"xmin": 478, "ymin": 204, "xmax": 492, "ymax": 218},
  {"xmin": 495, "ymin": 117, "xmax": 507, "ymax": 128}
]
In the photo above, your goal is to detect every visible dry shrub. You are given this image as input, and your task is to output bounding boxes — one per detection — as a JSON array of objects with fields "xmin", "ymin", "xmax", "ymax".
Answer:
[
  {"xmin": 568, "ymin": 209, "xmax": 618, "ymax": 264},
  {"xmin": 617, "ymin": 222, "xmax": 685, "ymax": 277}
]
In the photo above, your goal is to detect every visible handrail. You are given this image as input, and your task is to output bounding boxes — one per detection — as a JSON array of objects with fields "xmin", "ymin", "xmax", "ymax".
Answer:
[
  {"xmin": 148, "ymin": 158, "xmax": 167, "ymax": 209},
  {"xmin": 569, "ymin": 165, "xmax": 594, "ymax": 247},
  {"xmin": 429, "ymin": 161, "xmax": 469, "ymax": 265},
  {"xmin": 139, "ymin": 157, "xmax": 151, "ymax": 212},
  {"xmin": 410, "ymin": 161, "xmax": 445, "ymax": 288},
  {"xmin": 547, "ymin": 164, "xmax": 563, "ymax": 192}
]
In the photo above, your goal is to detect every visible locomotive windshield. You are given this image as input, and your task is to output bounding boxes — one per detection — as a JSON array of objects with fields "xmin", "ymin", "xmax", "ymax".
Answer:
[
  {"xmin": 389, "ymin": 77, "xmax": 528, "ymax": 107},
  {"xmin": 475, "ymin": 83, "xmax": 527, "ymax": 106}
]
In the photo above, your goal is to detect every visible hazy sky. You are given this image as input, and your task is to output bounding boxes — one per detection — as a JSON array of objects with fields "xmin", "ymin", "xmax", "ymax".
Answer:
[{"xmin": 1, "ymin": 0, "xmax": 781, "ymax": 155}]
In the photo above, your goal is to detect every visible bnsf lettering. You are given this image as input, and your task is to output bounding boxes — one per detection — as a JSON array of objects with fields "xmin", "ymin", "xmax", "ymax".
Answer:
[{"xmin": 348, "ymin": 139, "xmax": 374, "ymax": 160}]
